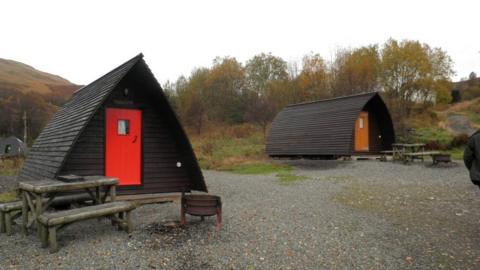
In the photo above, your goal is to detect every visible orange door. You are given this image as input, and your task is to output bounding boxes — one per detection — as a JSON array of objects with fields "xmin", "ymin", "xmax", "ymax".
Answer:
[
  {"xmin": 105, "ymin": 108, "xmax": 142, "ymax": 186},
  {"xmin": 355, "ymin": 111, "xmax": 369, "ymax": 152}
]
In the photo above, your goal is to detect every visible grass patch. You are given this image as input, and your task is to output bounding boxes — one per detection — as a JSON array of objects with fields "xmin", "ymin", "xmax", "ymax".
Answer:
[
  {"xmin": 449, "ymin": 147, "xmax": 465, "ymax": 160},
  {"xmin": 276, "ymin": 172, "xmax": 309, "ymax": 184},
  {"xmin": 189, "ymin": 123, "xmax": 269, "ymax": 171},
  {"xmin": 0, "ymin": 191, "xmax": 18, "ymax": 202},
  {"xmin": 228, "ymin": 163, "xmax": 291, "ymax": 175}
]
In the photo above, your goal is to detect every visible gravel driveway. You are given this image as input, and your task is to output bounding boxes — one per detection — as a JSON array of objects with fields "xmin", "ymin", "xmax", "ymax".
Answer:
[{"xmin": 1, "ymin": 160, "xmax": 480, "ymax": 269}]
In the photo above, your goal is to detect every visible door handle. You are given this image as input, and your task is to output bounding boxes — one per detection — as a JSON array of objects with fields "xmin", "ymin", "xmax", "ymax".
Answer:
[{"xmin": 132, "ymin": 135, "xmax": 138, "ymax": 143}]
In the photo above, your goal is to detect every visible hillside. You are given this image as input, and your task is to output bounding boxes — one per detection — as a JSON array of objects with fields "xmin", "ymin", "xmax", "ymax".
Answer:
[
  {"xmin": 0, "ymin": 58, "xmax": 78, "ymax": 99},
  {"xmin": 438, "ymin": 98, "xmax": 480, "ymax": 135},
  {"xmin": 0, "ymin": 58, "xmax": 81, "ymax": 143}
]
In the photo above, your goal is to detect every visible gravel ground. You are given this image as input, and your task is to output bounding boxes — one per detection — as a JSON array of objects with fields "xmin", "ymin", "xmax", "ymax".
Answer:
[
  {"xmin": 0, "ymin": 175, "xmax": 17, "ymax": 193},
  {"xmin": 1, "ymin": 160, "xmax": 480, "ymax": 269}
]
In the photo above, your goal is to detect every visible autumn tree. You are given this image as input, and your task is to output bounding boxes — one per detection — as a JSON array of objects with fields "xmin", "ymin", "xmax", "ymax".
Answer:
[
  {"xmin": 243, "ymin": 53, "xmax": 292, "ymax": 125},
  {"xmin": 162, "ymin": 80, "xmax": 178, "ymax": 109},
  {"xmin": 176, "ymin": 69, "xmax": 209, "ymax": 134},
  {"xmin": 380, "ymin": 39, "xmax": 454, "ymax": 130},
  {"xmin": 245, "ymin": 53, "xmax": 289, "ymax": 95},
  {"xmin": 244, "ymin": 92, "xmax": 277, "ymax": 139},
  {"xmin": 204, "ymin": 57, "xmax": 246, "ymax": 123},
  {"xmin": 331, "ymin": 46, "xmax": 381, "ymax": 97},
  {"xmin": 296, "ymin": 53, "xmax": 330, "ymax": 101}
]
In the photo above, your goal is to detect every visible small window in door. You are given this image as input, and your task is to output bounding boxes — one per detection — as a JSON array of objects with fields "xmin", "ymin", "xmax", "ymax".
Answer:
[
  {"xmin": 4, "ymin": 145, "xmax": 11, "ymax": 154},
  {"xmin": 359, "ymin": 118, "xmax": 364, "ymax": 129},
  {"xmin": 118, "ymin": 120, "xmax": 130, "ymax": 135}
]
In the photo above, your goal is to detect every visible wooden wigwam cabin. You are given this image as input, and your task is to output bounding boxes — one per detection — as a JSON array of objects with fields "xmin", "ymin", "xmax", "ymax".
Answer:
[
  {"xmin": 19, "ymin": 54, "xmax": 207, "ymax": 196},
  {"xmin": 266, "ymin": 92, "xmax": 395, "ymax": 158},
  {"xmin": 0, "ymin": 136, "xmax": 28, "ymax": 158}
]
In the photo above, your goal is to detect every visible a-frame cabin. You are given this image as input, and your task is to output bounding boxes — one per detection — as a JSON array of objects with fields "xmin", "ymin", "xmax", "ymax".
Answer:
[{"xmin": 19, "ymin": 54, "xmax": 207, "ymax": 195}]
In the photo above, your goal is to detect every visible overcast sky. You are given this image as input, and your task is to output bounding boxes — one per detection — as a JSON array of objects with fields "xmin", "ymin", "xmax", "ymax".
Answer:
[{"xmin": 1, "ymin": 0, "xmax": 479, "ymax": 85}]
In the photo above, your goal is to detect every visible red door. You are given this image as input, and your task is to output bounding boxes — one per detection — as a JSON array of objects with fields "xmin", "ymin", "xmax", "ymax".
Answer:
[{"xmin": 105, "ymin": 108, "xmax": 142, "ymax": 186}]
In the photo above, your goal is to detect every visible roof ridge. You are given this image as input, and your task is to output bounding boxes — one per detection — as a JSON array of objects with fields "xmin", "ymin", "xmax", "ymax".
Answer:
[
  {"xmin": 286, "ymin": 91, "xmax": 378, "ymax": 108},
  {"xmin": 74, "ymin": 53, "xmax": 143, "ymax": 94}
]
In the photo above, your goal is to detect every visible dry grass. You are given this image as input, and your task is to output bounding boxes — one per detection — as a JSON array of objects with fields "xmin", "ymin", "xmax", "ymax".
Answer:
[
  {"xmin": 188, "ymin": 123, "xmax": 281, "ymax": 173},
  {"xmin": 407, "ymin": 107, "xmax": 440, "ymax": 129},
  {"xmin": 0, "ymin": 158, "xmax": 23, "ymax": 176},
  {"xmin": 437, "ymin": 97, "xmax": 480, "ymax": 129},
  {"xmin": 441, "ymin": 97, "xmax": 480, "ymax": 113}
]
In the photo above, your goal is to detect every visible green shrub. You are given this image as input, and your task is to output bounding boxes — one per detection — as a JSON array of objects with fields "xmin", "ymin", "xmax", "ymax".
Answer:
[{"xmin": 411, "ymin": 127, "xmax": 454, "ymax": 149}]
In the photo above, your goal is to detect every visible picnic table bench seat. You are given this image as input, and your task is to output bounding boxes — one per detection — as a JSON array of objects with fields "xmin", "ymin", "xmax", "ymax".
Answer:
[
  {"xmin": 0, "ymin": 193, "xmax": 95, "ymax": 235},
  {"xmin": 403, "ymin": 151, "xmax": 441, "ymax": 157},
  {"xmin": 38, "ymin": 201, "xmax": 135, "ymax": 253},
  {"xmin": 0, "ymin": 201, "xmax": 22, "ymax": 235},
  {"xmin": 403, "ymin": 151, "xmax": 442, "ymax": 163}
]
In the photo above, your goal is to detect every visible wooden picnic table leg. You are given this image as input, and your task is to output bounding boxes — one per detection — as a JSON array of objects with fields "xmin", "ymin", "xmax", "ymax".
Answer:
[
  {"xmin": 40, "ymin": 223, "xmax": 48, "ymax": 248},
  {"xmin": 85, "ymin": 188, "xmax": 100, "ymax": 204},
  {"xmin": 34, "ymin": 193, "xmax": 43, "ymax": 238},
  {"xmin": 21, "ymin": 190, "xmax": 28, "ymax": 234},
  {"xmin": 109, "ymin": 185, "xmax": 116, "ymax": 202},
  {"xmin": 0, "ymin": 211, "xmax": 5, "ymax": 233},
  {"xmin": 5, "ymin": 212, "xmax": 12, "ymax": 235},
  {"xmin": 25, "ymin": 192, "xmax": 38, "ymax": 230},
  {"xmin": 108, "ymin": 185, "xmax": 116, "ymax": 225},
  {"xmin": 126, "ymin": 211, "xmax": 133, "ymax": 233},
  {"xmin": 95, "ymin": 187, "xmax": 100, "ymax": 205},
  {"xmin": 48, "ymin": 226, "xmax": 58, "ymax": 253}
]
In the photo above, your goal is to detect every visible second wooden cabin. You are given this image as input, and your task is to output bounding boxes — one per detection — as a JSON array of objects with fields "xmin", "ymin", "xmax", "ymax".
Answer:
[{"xmin": 266, "ymin": 92, "xmax": 395, "ymax": 158}]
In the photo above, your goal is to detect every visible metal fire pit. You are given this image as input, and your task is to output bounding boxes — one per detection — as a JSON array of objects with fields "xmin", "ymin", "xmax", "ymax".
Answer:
[
  {"xmin": 180, "ymin": 194, "xmax": 222, "ymax": 229},
  {"xmin": 432, "ymin": 153, "xmax": 452, "ymax": 165}
]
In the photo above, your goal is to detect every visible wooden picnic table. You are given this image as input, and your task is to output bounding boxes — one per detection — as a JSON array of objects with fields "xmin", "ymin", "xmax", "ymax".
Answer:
[
  {"xmin": 391, "ymin": 143, "xmax": 426, "ymax": 162},
  {"xmin": 18, "ymin": 175, "xmax": 118, "ymax": 235}
]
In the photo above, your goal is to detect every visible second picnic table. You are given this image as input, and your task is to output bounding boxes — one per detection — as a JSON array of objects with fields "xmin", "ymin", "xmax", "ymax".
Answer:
[
  {"xmin": 18, "ymin": 176, "xmax": 118, "ymax": 235},
  {"xmin": 391, "ymin": 143, "xmax": 440, "ymax": 163}
]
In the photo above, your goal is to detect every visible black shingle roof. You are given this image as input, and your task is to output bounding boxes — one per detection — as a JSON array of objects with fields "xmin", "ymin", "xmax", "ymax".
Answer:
[{"xmin": 19, "ymin": 54, "xmax": 143, "ymax": 181}]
